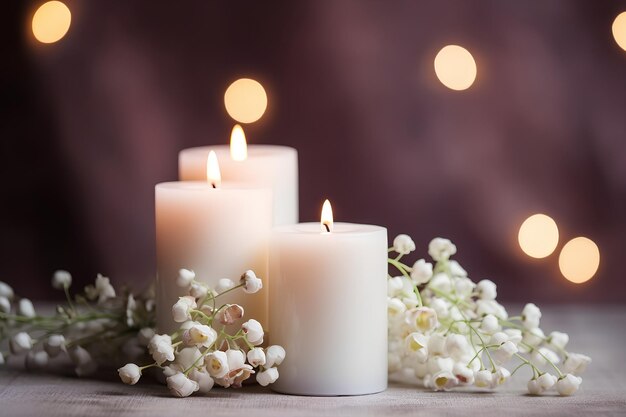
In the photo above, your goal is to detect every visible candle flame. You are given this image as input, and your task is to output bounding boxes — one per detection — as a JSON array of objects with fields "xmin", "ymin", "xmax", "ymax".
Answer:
[
  {"xmin": 230, "ymin": 124, "xmax": 247, "ymax": 161},
  {"xmin": 321, "ymin": 199, "xmax": 333, "ymax": 233},
  {"xmin": 206, "ymin": 150, "xmax": 221, "ymax": 188}
]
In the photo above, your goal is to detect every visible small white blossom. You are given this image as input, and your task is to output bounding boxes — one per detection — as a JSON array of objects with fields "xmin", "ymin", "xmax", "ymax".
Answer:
[
  {"xmin": 206, "ymin": 351, "xmax": 229, "ymax": 378},
  {"xmin": 25, "ymin": 350, "xmax": 49, "ymax": 369},
  {"xmin": 10, "ymin": 332, "xmax": 32, "ymax": 354},
  {"xmin": 431, "ymin": 370, "xmax": 458, "ymax": 391},
  {"xmin": 148, "ymin": 334, "xmax": 175, "ymax": 365},
  {"xmin": 241, "ymin": 270, "xmax": 263, "ymax": 294},
  {"xmin": 0, "ymin": 281, "xmax": 14, "ymax": 299},
  {"xmin": 453, "ymin": 362, "xmax": 475, "ymax": 385},
  {"xmin": 454, "ymin": 277, "xmax": 475, "ymax": 299},
  {"xmin": 489, "ymin": 332, "xmax": 508, "ymax": 346},
  {"xmin": 406, "ymin": 307, "xmax": 438, "ymax": 333},
  {"xmin": 85, "ymin": 274, "xmax": 116, "ymax": 304},
  {"xmin": 532, "ymin": 347, "xmax": 560, "ymax": 366},
  {"xmin": 388, "ymin": 298, "xmax": 407, "ymax": 318},
  {"xmin": 474, "ymin": 369, "xmax": 493, "ymax": 388},
  {"xmin": 118, "ymin": 363, "xmax": 142, "ymax": 385},
  {"xmin": 247, "ymin": 347, "xmax": 266, "ymax": 367},
  {"xmin": 405, "ymin": 333, "xmax": 429, "ymax": 362},
  {"xmin": 265, "ymin": 345, "xmax": 286, "ymax": 368},
  {"xmin": 257, "ymin": 367, "xmax": 279, "ymax": 386},
  {"xmin": 477, "ymin": 279, "xmax": 497, "ymax": 300},
  {"xmin": 242, "ymin": 319, "xmax": 264, "ymax": 345},
  {"xmin": 429, "ymin": 298, "xmax": 449, "ymax": 320},
  {"xmin": 427, "ymin": 333, "xmax": 447, "ymax": 356},
  {"xmin": 387, "ymin": 276, "xmax": 403, "ymax": 296},
  {"xmin": 410, "ymin": 259, "xmax": 433, "ymax": 284},
  {"xmin": 167, "ymin": 372, "xmax": 199, "ymax": 397},
  {"xmin": 182, "ymin": 323, "xmax": 217, "ymax": 348},
  {"xmin": 138, "ymin": 328, "xmax": 155, "ymax": 346},
  {"xmin": 479, "ymin": 314, "xmax": 500, "ymax": 334},
  {"xmin": 563, "ymin": 353, "xmax": 591, "ymax": 375},
  {"xmin": 476, "ymin": 299, "xmax": 508, "ymax": 320},
  {"xmin": 448, "ymin": 260, "xmax": 468, "ymax": 278},
  {"xmin": 537, "ymin": 373, "xmax": 557, "ymax": 391},
  {"xmin": 52, "ymin": 270, "xmax": 72, "ymax": 289},
  {"xmin": 491, "ymin": 367, "xmax": 511, "ymax": 387},
  {"xmin": 527, "ymin": 379, "xmax": 543, "ymax": 395},
  {"xmin": 68, "ymin": 346, "xmax": 97, "ymax": 376},
  {"xmin": 492, "ymin": 341, "xmax": 518, "ymax": 364},
  {"xmin": 393, "ymin": 234, "xmax": 415, "ymax": 255},
  {"xmin": 445, "ymin": 334, "xmax": 470, "ymax": 361},
  {"xmin": 428, "ymin": 273, "xmax": 452, "ymax": 293},
  {"xmin": 18, "ymin": 298, "xmax": 36, "ymax": 318},
  {"xmin": 428, "ymin": 356, "xmax": 454, "ymax": 374},
  {"xmin": 215, "ymin": 350, "xmax": 254, "ymax": 388},
  {"xmin": 189, "ymin": 368, "xmax": 214, "ymax": 394},
  {"xmin": 216, "ymin": 278, "xmax": 235, "ymax": 293},
  {"xmin": 0, "ymin": 296, "xmax": 10, "ymax": 314},
  {"xmin": 522, "ymin": 328, "xmax": 545, "ymax": 348},
  {"xmin": 428, "ymin": 237, "xmax": 457, "ymax": 261},
  {"xmin": 556, "ymin": 374, "xmax": 582, "ymax": 396},
  {"xmin": 522, "ymin": 303, "xmax": 542, "ymax": 329},
  {"xmin": 548, "ymin": 331, "xmax": 569, "ymax": 351},
  {"xmin": 172, "ymin": 296, "xmax": 197, "ymax": 323},
  {"xmin": 216, "ymin": 304, "xmax": 245, "ymax": 325},
  {"xmin": 504, "ymin": 329, "xmax": 523, "ymax": 344},
  {"xmin": 176, "ymin": 269, "xmax": 195, "ymax": 288},
  {"xmin": 189, "ymin": 283, "xmax": 208, "ymax": 299},
  {"xmin": 44, "ymin": 334, "xmax": 66, "ymax": 357}
]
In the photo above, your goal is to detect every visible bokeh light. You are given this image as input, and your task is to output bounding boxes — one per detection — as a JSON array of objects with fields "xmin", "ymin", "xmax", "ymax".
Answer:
[
  {"xmin": 612, "ymin": 11, "xmax": 626, "ymax": 51},
  {"xmin": 224, "ymin": 78, "xmax": 268, "ymax": 124},
  {"xmin": 518, "ymin": 214, "xmax": 559, "ymax": 258},
  {"xmin": 32, "ymin": 1, "xmax": 71, "ymax": 44},
  {"xmin": 559, "ymin": 237, "xmax": 600, "ymax": 284},
  {"xmin": 433, "ymin": 45, "xmax": 477, "ymax": 91}
]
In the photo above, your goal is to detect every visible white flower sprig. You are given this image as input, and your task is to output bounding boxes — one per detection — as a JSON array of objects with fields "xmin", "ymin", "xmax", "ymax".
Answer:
[
  {"xmin": 0, "ymin": 271, "xmax": 154, "ymax": 377},
  {"xmin": 117, "ymin": 269, "xmax": 285, "ymax": 397},
  {"xmin": 387, "ymin": 235, "xmax": 590, "ymax": 396}
]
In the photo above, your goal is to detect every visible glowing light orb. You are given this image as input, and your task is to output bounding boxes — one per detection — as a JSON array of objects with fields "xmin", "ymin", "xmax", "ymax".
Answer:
[
  {"xmin": 32, "ymin": 1, "xmax": 71, "ymax": 44},
  {"xmin": 559, "ymin": 237, "xmax": 600, "ymax": 284},
  {"xmin": 612, "ymin": 12, "xmax": 626, "ymax": 51},
  {"xmin": 434, "ymin": 45, "xmax": 477, "ymax": 91},
  {"xmin": 224, "ymin": 78, "xmax": 268, "ymax": 124},
  {"xmin": 518, "ymin": 214, "xmax": 559, "ymax": 258}
]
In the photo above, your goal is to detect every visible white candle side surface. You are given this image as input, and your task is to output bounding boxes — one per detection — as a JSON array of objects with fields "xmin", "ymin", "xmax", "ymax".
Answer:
[
  {"xmin": 155, "ymin": 181, "xmax": 272, "ymax": 333},
  {"xmin": 269, "ymin": 222, "xmax": 388, "ymax": 396},
  {"xmin": 178, "ymin": 145, "xmax": 298, "ymax": 226}
]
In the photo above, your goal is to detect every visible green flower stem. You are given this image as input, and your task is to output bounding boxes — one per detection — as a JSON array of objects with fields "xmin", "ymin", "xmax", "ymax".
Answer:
[
  {"xmin": 522, "ymin": 342, "xmax": 564, "ymax": 378},
  {"xmin": 191, "ymin": 309, "xmax": 213, "ymax": 323},
  {"xmin": 63, "ymin": 285, "xmax": 77, "ymax": 316},
  {"xmin": 139, "ymin": 362, "xmax": 158, "ymax": 371},
  {"xmin": 387, "ymin": 258, "xmax": 423, "ymax": 307},
  {"xmin": 215, "ymin": 283, "xmax": 245, "ymax": 299},
  {"xmin": 467, "ymin": 325, "xmax": 497, "ymax": 372},
  {"xmin": 513, "ymin": 353, "xmax": 541, "ymax": 378}
]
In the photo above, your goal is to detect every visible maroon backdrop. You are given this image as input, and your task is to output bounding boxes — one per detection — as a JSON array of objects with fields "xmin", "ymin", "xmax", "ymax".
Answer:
[{"xmin": 2, "ymin": 0, "xmax": 625, "ymax": 303}]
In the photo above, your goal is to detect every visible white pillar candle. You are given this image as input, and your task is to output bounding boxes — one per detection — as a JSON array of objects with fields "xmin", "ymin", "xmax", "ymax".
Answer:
[
  {"xmin": 269, "ymin": 200, "xmax": 388, "ymax": 396},
  {"xmin": 178, "ymin": 125, "xmax": 298, "ymax": 226},
  {"xmin": 155, "ymin": 151, "xmax": 272, "ymax": 333}
]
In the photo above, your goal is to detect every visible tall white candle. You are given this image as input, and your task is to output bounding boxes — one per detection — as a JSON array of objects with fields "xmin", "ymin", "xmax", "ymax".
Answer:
[
  {"xmin": 179, "ymin": 125, "xmax": 298, "ymax": 226},
  {"xmin": 269, "ymin": 200, "xmax": 388, "ymax": 396},
  {"xmin": 155, "ymin": 151, "xmax": 272, "ymax": 333}
]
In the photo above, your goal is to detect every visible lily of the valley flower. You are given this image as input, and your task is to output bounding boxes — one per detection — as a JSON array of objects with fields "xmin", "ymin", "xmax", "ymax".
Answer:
[
  {"xmin": 477, "ymin": 279, "xmax": 497, "ymax": 300},
  {"xmin": 148, "ymin": 334, "xmax": 175, "ymax": 365},
  {"xmin": 556, "ymin": 374, "xmax": 582, "ymax": 396},
  {"xmin": 52, "ymin": 270, "xmax": 72, "ymax": 289},
  {"xmin": 176, "ymin": 269, "xmax": 196, "ymax": 288},
  {"xmin": 265, "ymin": 345, "xmax": 286, "ymax": 368},
  {"xmin": 241, "ymin": 270, "xmax": 263, "ymax": 294},
  {"xmin": 563, "ymin": 353, "xmax": 591, "ymax": 375},
  {"xmin": 172, "ymin": 296, "xmax": 197, "ymax": 323},
  {"xmin": 428, "ymin": 238, "xmax": 457, "ymax": 261},
  {"xmin": 118, "ymin": 363, "xmax": 142, "ymax": 385},
  {"xmin": 242, "ymin": 319, "xmax": 264, "ymax": 345},
  {"xmin": 189, "ymin": 368, "xmax": 214, "ymax": 394},
  {"xmin": 410, "ymin": 259, "xmax": 433, "ymax": 284},
  {"xmin": 0, "ymin": 281, "xmax": 14, "ymax": 299},
  {"xmin": 182, "ymin": 323, "xmax": 217, "ymax": 348},
  {"xmin": 393, "ymin": 234, "xmax": 415, "ymax": 255},
  {"xmin": 44, "ymin": 334, "xmax": 66, "ymax": 357},
  {"xmin": 522, "ymin": 303, "xmax": 542, "ymax": 329},
  {"xmin": 206, "ymin": 351, "xmax": 229, "ymax": 379},
  {"xmin": 10, "ymin": 332, "xmax": 32, "ymax": 354},
  {"xmin": 85, "ymin": 274, "xmax": 116, "ymax": 304},
  {"xmin": 492, "ymin": 341, "xmax": 518, "ymax": 364},
  {"xmin": 406, "ymin": 307, "xmax": 438, "ymax": 333},
  {"xmin": 216, "ymin": 304, "xmax": 245, "ymax": 325},
  {"xmin": 167, "ymin": 372, "xmax": 200, "ymax": 397},
  {"xmin": 247, "ymin": 348, "xmax": 266, "ymax": 367},
  {"xmin": 257, "ymin": 367, "xmax": 279, "ymax": 386},
  {"xmin": 216, "ymin": 278, "xmax": 235, "ymax": 294},
  {"xmin": 18, "ymin": 298, "xmax": 36, "ymax": 318}
]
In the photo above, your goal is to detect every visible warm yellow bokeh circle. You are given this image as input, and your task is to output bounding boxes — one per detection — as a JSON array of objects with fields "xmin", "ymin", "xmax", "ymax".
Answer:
[
  {"xmin": 559, "ymin": 237, "xmax": 600, "ymax": 284},
  {"xmin": 32, "ymin": 1, "xmax": 71, "ymax": 44},
  {"xmin": 612, "ymin": 11, "xmax": 626, "ymax": 51},
  {"xmin": 518, "ymin": 214, "xmax": 559, "ymax": 259},
  {"xmin": 224, "ymin": 78, "xmax": 268, "ymax": 124},
  {"xmin": 434, "ymin": 45, "xmax": 477, "ymax": 91}
]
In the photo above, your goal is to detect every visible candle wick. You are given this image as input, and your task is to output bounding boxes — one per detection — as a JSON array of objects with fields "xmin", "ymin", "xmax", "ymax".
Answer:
[
  {"xmin": 323, "ymin": 223, "xmax": 330, "ymax": 233},
  {"xmin": 211, "ymin": 183, "xmax": 216, "ymax": 189}
]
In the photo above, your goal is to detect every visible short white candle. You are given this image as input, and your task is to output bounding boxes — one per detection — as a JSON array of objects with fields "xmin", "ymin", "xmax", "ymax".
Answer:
[
  {"xmin": 179, "ymin": 125, "xmax": 298, "ymax": 226},
  {"xmin": 269, "ymin": 200, "xmax": 388, "ymax": 396},
  {"xmin": 155, "ymin": 151, "xmax": 272, "ymax": 333}
]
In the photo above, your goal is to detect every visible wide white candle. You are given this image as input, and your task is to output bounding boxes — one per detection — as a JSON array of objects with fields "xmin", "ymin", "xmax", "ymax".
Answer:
[
  {"xmin": 178, "ymin": 125, "xmax": 298, "ymax": 226},
  {"xmin": 155, "ymin": 151, "xmax": 272, "ymax": 333},
  {"xmin": 269, "ymin": 200, "xmax": 388, "ymax": 396}
]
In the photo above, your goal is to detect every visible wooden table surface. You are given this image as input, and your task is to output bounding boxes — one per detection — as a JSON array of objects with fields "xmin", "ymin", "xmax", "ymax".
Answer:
[{"xmin": 1, "ymin": 305, "xmax": 625, "ymax": 417}]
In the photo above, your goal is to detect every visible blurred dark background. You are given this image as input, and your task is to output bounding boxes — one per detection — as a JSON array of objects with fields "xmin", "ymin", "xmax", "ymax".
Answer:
[{"xmin": 1, "ymin": 1, "xmax": 625, "ymax": 303}]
